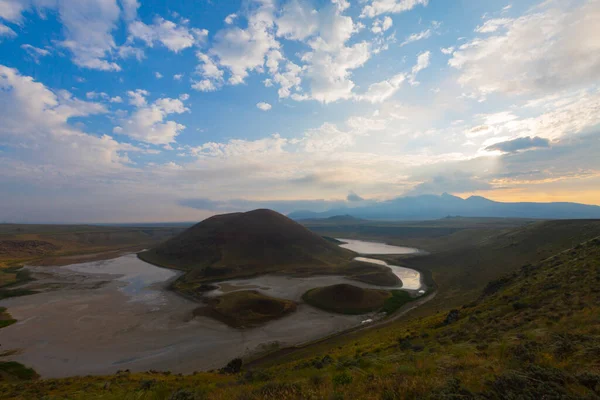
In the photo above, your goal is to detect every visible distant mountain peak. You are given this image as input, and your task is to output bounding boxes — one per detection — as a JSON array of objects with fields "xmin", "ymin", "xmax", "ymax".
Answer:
[
  {"xmin": 440, "ymin": 192, "xmax": 464, "ymax": 201},
  {"xmin": 466, "ymin": 195, "xmax": 495, "ymax": 203},
  {"xmin": 288, "ymin": 193, "xmax": 600, "ymax": 221}
]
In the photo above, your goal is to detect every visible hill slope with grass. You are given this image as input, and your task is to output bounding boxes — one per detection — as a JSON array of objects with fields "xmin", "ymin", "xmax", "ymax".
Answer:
[
  {"xmin": 2, "ymin": 228, "xmax": 599, "ymax": 398},
  {"xmin": 399, "ymin": 218, "xmax": 600, "ymax": 313},
  {"xmin": 139, "ymin": 209, "xmax": 356, "ymax": 283},
  {"xmin": 195, "ymin": 290, "xmax": 297, "ymax": 328},
  {"xmin": 303, "ymin": 284, "xmax": 392, "ymax": 315}
]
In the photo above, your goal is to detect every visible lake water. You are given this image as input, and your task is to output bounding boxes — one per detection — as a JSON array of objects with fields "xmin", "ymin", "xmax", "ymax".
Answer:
[
  {"xmin": 337, "ymin": 238, "xmax": 421, "ymax": 255},
  {"xmin": 64, "ymin": 254, "xmax": 181, "ymax": 305},
  {"xmin": 0, "ymin": 238, "xmax": 424, "ymax": 377},
  {"xmin": 336, "ymin": 239, "xmax": 422, "ymax": 290}
]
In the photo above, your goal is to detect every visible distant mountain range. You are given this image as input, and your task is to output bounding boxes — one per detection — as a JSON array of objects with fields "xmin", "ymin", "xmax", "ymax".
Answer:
[{"xmin": 287, "ymin": 193, "xmax": 600, "ymax": 220}]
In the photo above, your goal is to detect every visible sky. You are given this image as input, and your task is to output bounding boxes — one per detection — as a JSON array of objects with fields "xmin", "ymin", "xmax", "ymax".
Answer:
[{"xmin": 1, "ymin": 0, "xmax": 599, "ymax": 223}]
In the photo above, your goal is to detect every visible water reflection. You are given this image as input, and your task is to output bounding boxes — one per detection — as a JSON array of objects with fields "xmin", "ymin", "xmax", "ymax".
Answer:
[
  {"xmin": 338, "ymin": 239, "xmax": 422, "ymax": 290},
  {"xmin": 64, "ymin": 254, "xmax": 180, "ymax": 304},
  {"xmin": 337, "ymin": 238, "xmax": 420, "ymax": 255}
]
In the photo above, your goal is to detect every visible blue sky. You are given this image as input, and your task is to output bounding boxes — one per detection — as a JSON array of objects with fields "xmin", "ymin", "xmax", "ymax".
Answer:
[{"xmin": 1, "ymin": 0, "xmax": 599, "ymax": 223}]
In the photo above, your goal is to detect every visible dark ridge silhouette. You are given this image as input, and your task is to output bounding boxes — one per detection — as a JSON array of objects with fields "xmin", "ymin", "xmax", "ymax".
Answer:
[{"xmin": 287, "ymin": 193, "xmax": 600, "ymax": 220}]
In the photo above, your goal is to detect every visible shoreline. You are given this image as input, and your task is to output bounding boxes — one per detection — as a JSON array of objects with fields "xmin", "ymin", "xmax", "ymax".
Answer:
[{"xmin": 0, "ymin": 239, "xmax": 434, "ymax": 378}]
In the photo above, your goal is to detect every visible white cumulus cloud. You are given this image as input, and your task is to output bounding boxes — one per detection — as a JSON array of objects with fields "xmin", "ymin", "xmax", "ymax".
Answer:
[
  {"xmin": 361, "ymin": 0, "xmax": 429, "ymax": 18},
  {"xmin": 449, "ymin": 1, "xmax": 600, "ymax": 96},
  {"xmin": 114, "ymin": 96, "xmax": 189, "ymax": 145},
  {"xmin": 371, "ymin": 16, "xmax": 393, "ymax": 34},
  {"xmin": 127, "ymin": 17, "xmax": 207, "ymax": 53},
  {"xmin": 256, "ymin": 102, "xmax": 272, "ymax": 111}
]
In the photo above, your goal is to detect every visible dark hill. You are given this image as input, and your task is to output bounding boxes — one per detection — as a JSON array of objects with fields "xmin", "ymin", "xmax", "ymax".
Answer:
[
  {"xmin": 139, "ymin": 209, "xmax": 356, "ymax": 283},
  {"xmin": 302, "ymin": 284, "xmax": 392, "ymax": 314}
]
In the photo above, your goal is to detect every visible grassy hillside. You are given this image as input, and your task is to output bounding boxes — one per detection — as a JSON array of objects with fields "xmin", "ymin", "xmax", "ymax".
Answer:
[
  {"xmin": 195, "ymin": 290, "xmax": 297, "ymax": 328},
  {"xmin": 303, "ymin": 284, "xmax": 392, "ymax": 315},
  {"xmin": 301, "ymin": 217, "xmax": 537, "ymax": 253},
  {"xmin": 397, "ymin": 219, "xmax": 600, "ymax": 313},
  {"xmin": 2, "ymin": 228, "xmax": 599, "ymax": 398}
]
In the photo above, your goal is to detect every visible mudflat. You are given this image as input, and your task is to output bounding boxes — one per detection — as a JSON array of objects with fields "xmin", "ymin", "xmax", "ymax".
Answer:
[{"xmin": 0, "ymin": 254, "xmax": 373, "ymax": 378}]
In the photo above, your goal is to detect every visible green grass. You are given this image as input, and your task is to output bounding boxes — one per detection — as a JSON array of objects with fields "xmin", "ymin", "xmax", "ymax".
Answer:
[
  {"xmin": 381, "ymin": 290, "xmax": 414, "ymax": 314},
  {"xmin": 389, "ymin": 219, "xmax": 600, "ymax": 314},
  {"xmin": 0, "ymin": 267, "xmax": 34, "ymax": 289},
  {"xmin": 1, "ymin": 221, "xmax": 600, "ymax": 399},
  {"xmin": 0, "ymin": 288, "xmax": 37, "ymax": 300},
  {"xmin": 0, "ymin": 320, "xmax": 16, "ymax": 329},
  {"xmin": 0, "ymin": 362, "xmax": 38, "ymax": 381},
  {"xmin": 0, "ymin": 307, "xmax": 16, "ymax": 329}
]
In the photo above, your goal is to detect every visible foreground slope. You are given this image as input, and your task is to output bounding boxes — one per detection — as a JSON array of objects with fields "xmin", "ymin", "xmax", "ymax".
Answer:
[
  {"xmin": 139, "ymin": 209, "xmax": 356, "ymax": 283},
  {"xmin": 401, "ymin": 219, "xmax": 600, "ymax": 312},
  {"xmin": 3, "ymin": 228, "xmax": 599, "ymax": 399}
]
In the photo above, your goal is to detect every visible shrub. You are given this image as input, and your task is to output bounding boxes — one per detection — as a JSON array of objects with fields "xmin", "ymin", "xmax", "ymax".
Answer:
[
  {"xmin": 221, "ymin": 358, "xmax": 243, "ymax": 374},
  {"xmin": 434, "ymin": 378, "xmax": 475, "ymax": 399},
  {"xmin": 576, "ymin": 372, "xmax": 600, "ymax": 391},
  {"xmin": 443, "ymin": 310, "xmax": 460, "ymax": 325},
  {"xmin": 243, "ymin": 369, "xmax": 272, "ymax": 383},
  {"xmin": 332, "ymin": 372, "xmax": 353, "ymax": 387},
  {"xmin": 169, "ymin": 389, "xmax": 206, "ymax": 400},
  {"xmin": 139, "ymin": 379, "xmax": 155, "ymax": 390},
  {"xmin": 310, "ymin": 374, "xmax": 324, "ymax": 386},
  {"xmin": 398, "ymin": 338, "xmax": 412, "ymax": 350},
  {"xmin": 484, "ymin": 365, "xmax": 574, "ymax": 399},
  {"xmin": 256, "ymin": 382, "xmax": 302, "ymax": 398},
  {"xmin": 0, "ymin": 361, "xmax": 39, "ymax": 380}
]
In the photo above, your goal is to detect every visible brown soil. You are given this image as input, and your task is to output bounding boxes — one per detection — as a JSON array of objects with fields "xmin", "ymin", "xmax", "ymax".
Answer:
[
  {"xmin": 0, "ymin": 241, "xmax": 58, "ymax": 258},
  {"xmin": 32, "ymin": 246, "xmax": 149, "ymax": 267}
]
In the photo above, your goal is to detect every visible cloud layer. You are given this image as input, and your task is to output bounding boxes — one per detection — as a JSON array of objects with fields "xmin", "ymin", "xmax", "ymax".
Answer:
[{"xmin": 1, "ymin": 0, "xmax": 600, "ymax": 222}]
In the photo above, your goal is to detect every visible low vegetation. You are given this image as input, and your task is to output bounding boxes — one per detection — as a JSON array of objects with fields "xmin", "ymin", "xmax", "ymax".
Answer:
[
  {"xmin": 303, "ymin": 284, "xmax": 392, "ymax": 315},
  {"xmin": 195, "ymin": 290, "xmax": 297, "ymax": 328},
  {"xmin": 2, "ymin": 219, "xmax": 600, "ymax": 399},
  {"xmin": 0, "ymin": 362, "xmax": 38, "ymax": 382},
  {"xmin": 381, "ymin": 290, "xmax": 414, "ymax": 314},
  {"xmin": 0, "ymin": 307, "xmax": 16, "ymax": 329}
]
